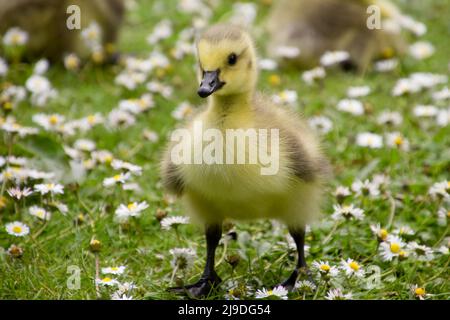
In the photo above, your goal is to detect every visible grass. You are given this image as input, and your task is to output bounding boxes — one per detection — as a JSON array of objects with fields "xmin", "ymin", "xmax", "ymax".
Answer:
[{"xmin": 0, "ymin": 0, "xmax": 449, "ymax": 300}]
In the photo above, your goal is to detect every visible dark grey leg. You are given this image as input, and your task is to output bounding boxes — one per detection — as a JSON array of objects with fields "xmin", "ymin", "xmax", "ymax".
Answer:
[
  {"xmin": 168, "ymin": 223, "xmax": 222, "ymax": 298},
  {"xmin": 279, "ymin": 227, "xmax": 311, "ymax": 290}
]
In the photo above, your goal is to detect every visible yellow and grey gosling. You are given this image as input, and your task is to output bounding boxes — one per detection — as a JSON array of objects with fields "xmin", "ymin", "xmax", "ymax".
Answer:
[
  {"xmin": 161, "ymin": 24, "xmax": 330, "ymax": 298},
  {"xmin": 266, "ymin": 0, "xmax": 406, "ymax": 72},
  {"xmin": 0, "ymin": 0, "xmax": 124, "ymax": 61}
]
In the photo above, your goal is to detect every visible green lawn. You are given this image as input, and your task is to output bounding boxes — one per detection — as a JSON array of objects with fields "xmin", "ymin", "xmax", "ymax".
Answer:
[{"xmin": 0, "ymin": 0, "xmax": 449, "ymax": 300}]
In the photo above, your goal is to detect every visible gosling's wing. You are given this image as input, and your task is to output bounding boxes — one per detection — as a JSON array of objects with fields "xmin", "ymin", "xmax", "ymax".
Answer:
[
  {"xmin": 161, "ymin": 150, "xmax": 184, "ymax": 196},
  {"xmin": 254, "ymin": 93, "xmax": 331, "ymax": 183}
]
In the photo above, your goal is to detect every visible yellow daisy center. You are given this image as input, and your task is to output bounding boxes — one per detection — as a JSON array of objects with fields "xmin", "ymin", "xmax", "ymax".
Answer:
[
  {"xmin": 390, "ymin": 242, "xmax": 401, "ymax": 253},
  {"xmin": 267, "ymin": 290, "xmax": 273, "ymax": 295},
  {"xmin": 415, "ymin": 287, "xmax": 425, "ymax": 296},
  {"xmin": 349, "ymin": 261, "xmax": 360, "ymax": 271},
  {"xmin": 102, "ymin": 277, "xmax": 112, "ymax": 283},
  {"xmin": 320, "ymin": 264, "xmax": 330, "ymax": 272},
  {"xmin": 127, "ymin": 203, "xmax": 136, "ymax": 210},
  {"xmin": 269, "ymin": 74, "xmax": 281, "ymax": 86},
  {"xmin": 380, "ymin": 229, "xmax": 388, "ymax": 240},
  {"xmin": 12, "ymin": 226, "xmax": 22, "ymax": 233},
  {"xmin": 3, "ymin": 101, "xmax": 13, "ymax": 110},
  {"xmin": 11, "ymin": 34, "xmax": 21, "ymax": 45},
  {"xmin": 87, "ymin": 115, "xmax": 96, "ymax": 124},
  {"xmin": 113, "ymin": 174, "xmax": 121, "ymax": 181},
  {"xmin": 111, "ymin": 267, "xmax": 119, "ymax": 271},
  {"xmin": 394, "ymin": 136, "xmax": 403, "ymax": 146},
  {"xmin": 49, "ymin": 116, "xmax": 59, "ymax": 125}
]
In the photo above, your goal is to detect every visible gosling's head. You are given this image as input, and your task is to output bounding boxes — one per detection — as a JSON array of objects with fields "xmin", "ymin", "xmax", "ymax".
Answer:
[{"xmin": 196, "ymin": 24, "xmax": 258, "ymax": 98}]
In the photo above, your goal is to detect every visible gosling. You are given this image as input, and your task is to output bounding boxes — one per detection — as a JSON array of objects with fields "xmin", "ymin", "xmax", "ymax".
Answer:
[
  {"xmin": 0, "ymin": 0, "xmax": 124, "ymax": 61},
  {"xmin": 161, "ymin": 24, "xmax": 330, "ymax": 298},
  {"xmin": 267, "ymin": 0, "xmax": 406, "ymax": 72}
]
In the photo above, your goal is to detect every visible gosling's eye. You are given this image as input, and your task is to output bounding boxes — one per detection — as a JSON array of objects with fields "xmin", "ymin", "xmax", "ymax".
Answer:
[{"xmin": 227, "ymin": 53, "xmax": 237, "ymax": 66}]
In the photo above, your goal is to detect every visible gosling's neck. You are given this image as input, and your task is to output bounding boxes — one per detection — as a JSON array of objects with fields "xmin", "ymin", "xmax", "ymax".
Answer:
[{"xmin": 209, "ymin": 90, "xmax": 253, "ymax": 115}]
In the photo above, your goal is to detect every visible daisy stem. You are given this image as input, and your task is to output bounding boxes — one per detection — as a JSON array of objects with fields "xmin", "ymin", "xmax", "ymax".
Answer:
[
  {"xmin": 312, "ymin": 281, "xmax": 322, "ymax": 300},
  {"xmin": 323, "ymin": 221, "xmax": 340, "ymax": 244},
  {"xmin": 170, "ymin": 264, "xmax": 179, "ymax": 285},
  {"xmin": 174, "ymin": 227, "xmax": 181, "ymax": 244},
  {"xmin": 386, "ymin": 194, "xmax": 396, "ymax": 228},
  {"xmin": 433, "ymin": 225, "xmax": 449, "ymax": 247},
  {"xmin": 95, "ymin": 253, "xmax": 100, "ymax": 298},
  {"xmin": 0, "ymin": 134, "xmax": 14, "ymax": 198},
  {"xmin": 216, "ymin": 239, "xmax": 228, "ymax": 268},
  {"xmin": 32, "ymin": 220, "xmax": 49, "ymax": 240}
]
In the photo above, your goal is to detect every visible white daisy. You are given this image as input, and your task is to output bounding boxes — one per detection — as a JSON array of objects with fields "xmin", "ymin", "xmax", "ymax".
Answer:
[
  {"xmin": 308, "ymin": 116, "xmax": 333, "ymax": 134},
  {"xmin": 340, "ymin": 259, "xmax": 365, "ymax": 278},
  {"xmin": 347, "ymin": 86, "xmax": 371, "ymax": 98},
  {"xmin": 5, "ymin": 221, "xmax": 30, "ymax": 237},
  {"xmin": 320, "ymin": 51, "xmax": 350, "ymax": 67},
  {"xmin": 64, "ymin": 53, "xmax": 81, "ymax": 71},
  {"xmin": 437, "ymin": 207, "xmax": 448, "ymax": 226},
  {"xmin": 29, "ymin": 206, "xmax": 51, "ymax": 221},
  {"xmin": 409, "ymin": 41, "xmax": 435, "ymax": 60},
  {"xmin": 379, "ymin": 235, "xmax": 407, "ymax": 261},
  {"xmin": 74, "ymin": 139, "xmax": 96, "ymax": 152},
  {"xmin": 169, "ymin": 248, "xmax": 196, "ymax": 270},
  {"xmin": 108, "ymin": 109, "xmax": 136, "ymax": 128},
  {"xmin": 312, "ymin": 260, "xmax": 339, "ymax": 278},
  {"xmin": 147, "ymin": 19, "xmax": 172, "ymax": 45},
  {"xmin": 171, "ymin": 102, "xmax": 193, "ymax": 120},
  {"xmin": 271, "ymin": 90, "xmax": 298, "ymax": 106},
  {"xmin": 255, "ymin": 286, "xmax": 288, "ymax": 300},
  {"xmin": 295, "ymin": 280, "xmax": 317, "ymax": 293},
  {"xmin": 413, "ymin": 105, "xmax": 438, "ymax": 118},
  {"xmin": 32, "ymin": 114, "xmax": 65, "ymax": 131},
  {"xmin": 33, "ymin": 59, "xmax": 49, "ymax": 75},
  {"xmin": 325, "ymin": 288, "xmax": 352, "ymax": 300},
  {"xmin": 103, "ymin": 172, "xmax": 131, "ymax": 187},
  {"xmin": 392, "ymin": 78, "xmax": 421, "ymax": 96},
  {"xmin": 407, "ymin": 242, "xmax": 434, "ymax": 261},
  {"xmin": 334, "ymin": 186, "xmax": 351, "ymax": 203},
  {"xmin": 230, "ymin": 2, "xmax": 257, "ymax": 26},
  {"xmin": 432, "ymin": 87, "xmax": 450, "ymax": 102},
  {"xmin": 0, "ymin": 57, "xmax": 8, "ymax": 76},
  {"xmin": 25, "ymin": 75, "xmax": 52, "ymax": 94},
  {"xmin": 336, "ymin": 99, "xmax": 364, "ymax": 115},
  {"xmin": 96, "ymin": 277, "xmax": 119, "ymax": 286},
  {"xmin": 370, "ymin": 224, "xmax": 389, "ymax": 242},
  {"xmin": 161, "ymin": 216, "xmax": 190, "ymax": 230},
  {"xmin": 102, "ymin": 266, "xmax": 127, "ymax": 275},
  {"xmin": 273, "ymin": 46, "xmax": 300, "ymax": 58},
  {"xmin": 114, "ymin": 201, "xmax": 149, "ymax": 222},
  {"xmin": 7, "ymin": 186, "xmax": 33, "ymax": 200},
  {"xmin": 111, "ymin": 293, "xmax": 133, "ymax": 300},
  {"xmin": 393, "ymin": 225, "xmax": 414, "ymax": 237},
  {"xmin": 34, "ymin": 183, "xmax": 64, "ymax": 195},
  {"xmin": 259, "ymin": 59, "xmax": 278, "ymax": 71},
  {"xmin": 356, "ymin": 132, "xmax": 383, "ymax": 148},
  {"xmin": 111, "ymin": 160, "xmax": 142, "ymax": 176},
  {"xmin": 3, "ymin": 27, "xmax": 28, "ymax": 46},
  {"xmin": 331, "ymin": 204, "xmax": 365, "ymax": 221},
  {"xmin": 374, "ymin": 58, "xmax": 398, "ymax": 72},
  {"xmin": 386, "ymin": 132, "xmax": 409, "ymax": 151},
  {"xmin": 428, "ymin": 181, "xmax": 449, "ymax": 199},
  {"xmin": 81, "ymin": 22, "xmax": 102, "ymax": 49},
  {"xmin": 352, "ymin": 179, "xmax": 380, "ymax": 197},
  {"xmin": 302, "ymin": 67, "xmax": 326, "ymax": 85},
  {"xmin": 377, "ymin": 111, "xmax": 403, "ymax": 126}
]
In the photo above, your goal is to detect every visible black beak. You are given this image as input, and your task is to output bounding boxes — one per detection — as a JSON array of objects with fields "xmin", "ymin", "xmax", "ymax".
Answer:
[{"xmin": 197, "ymin": 70, "xmax": 225, "ymax": 98}]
